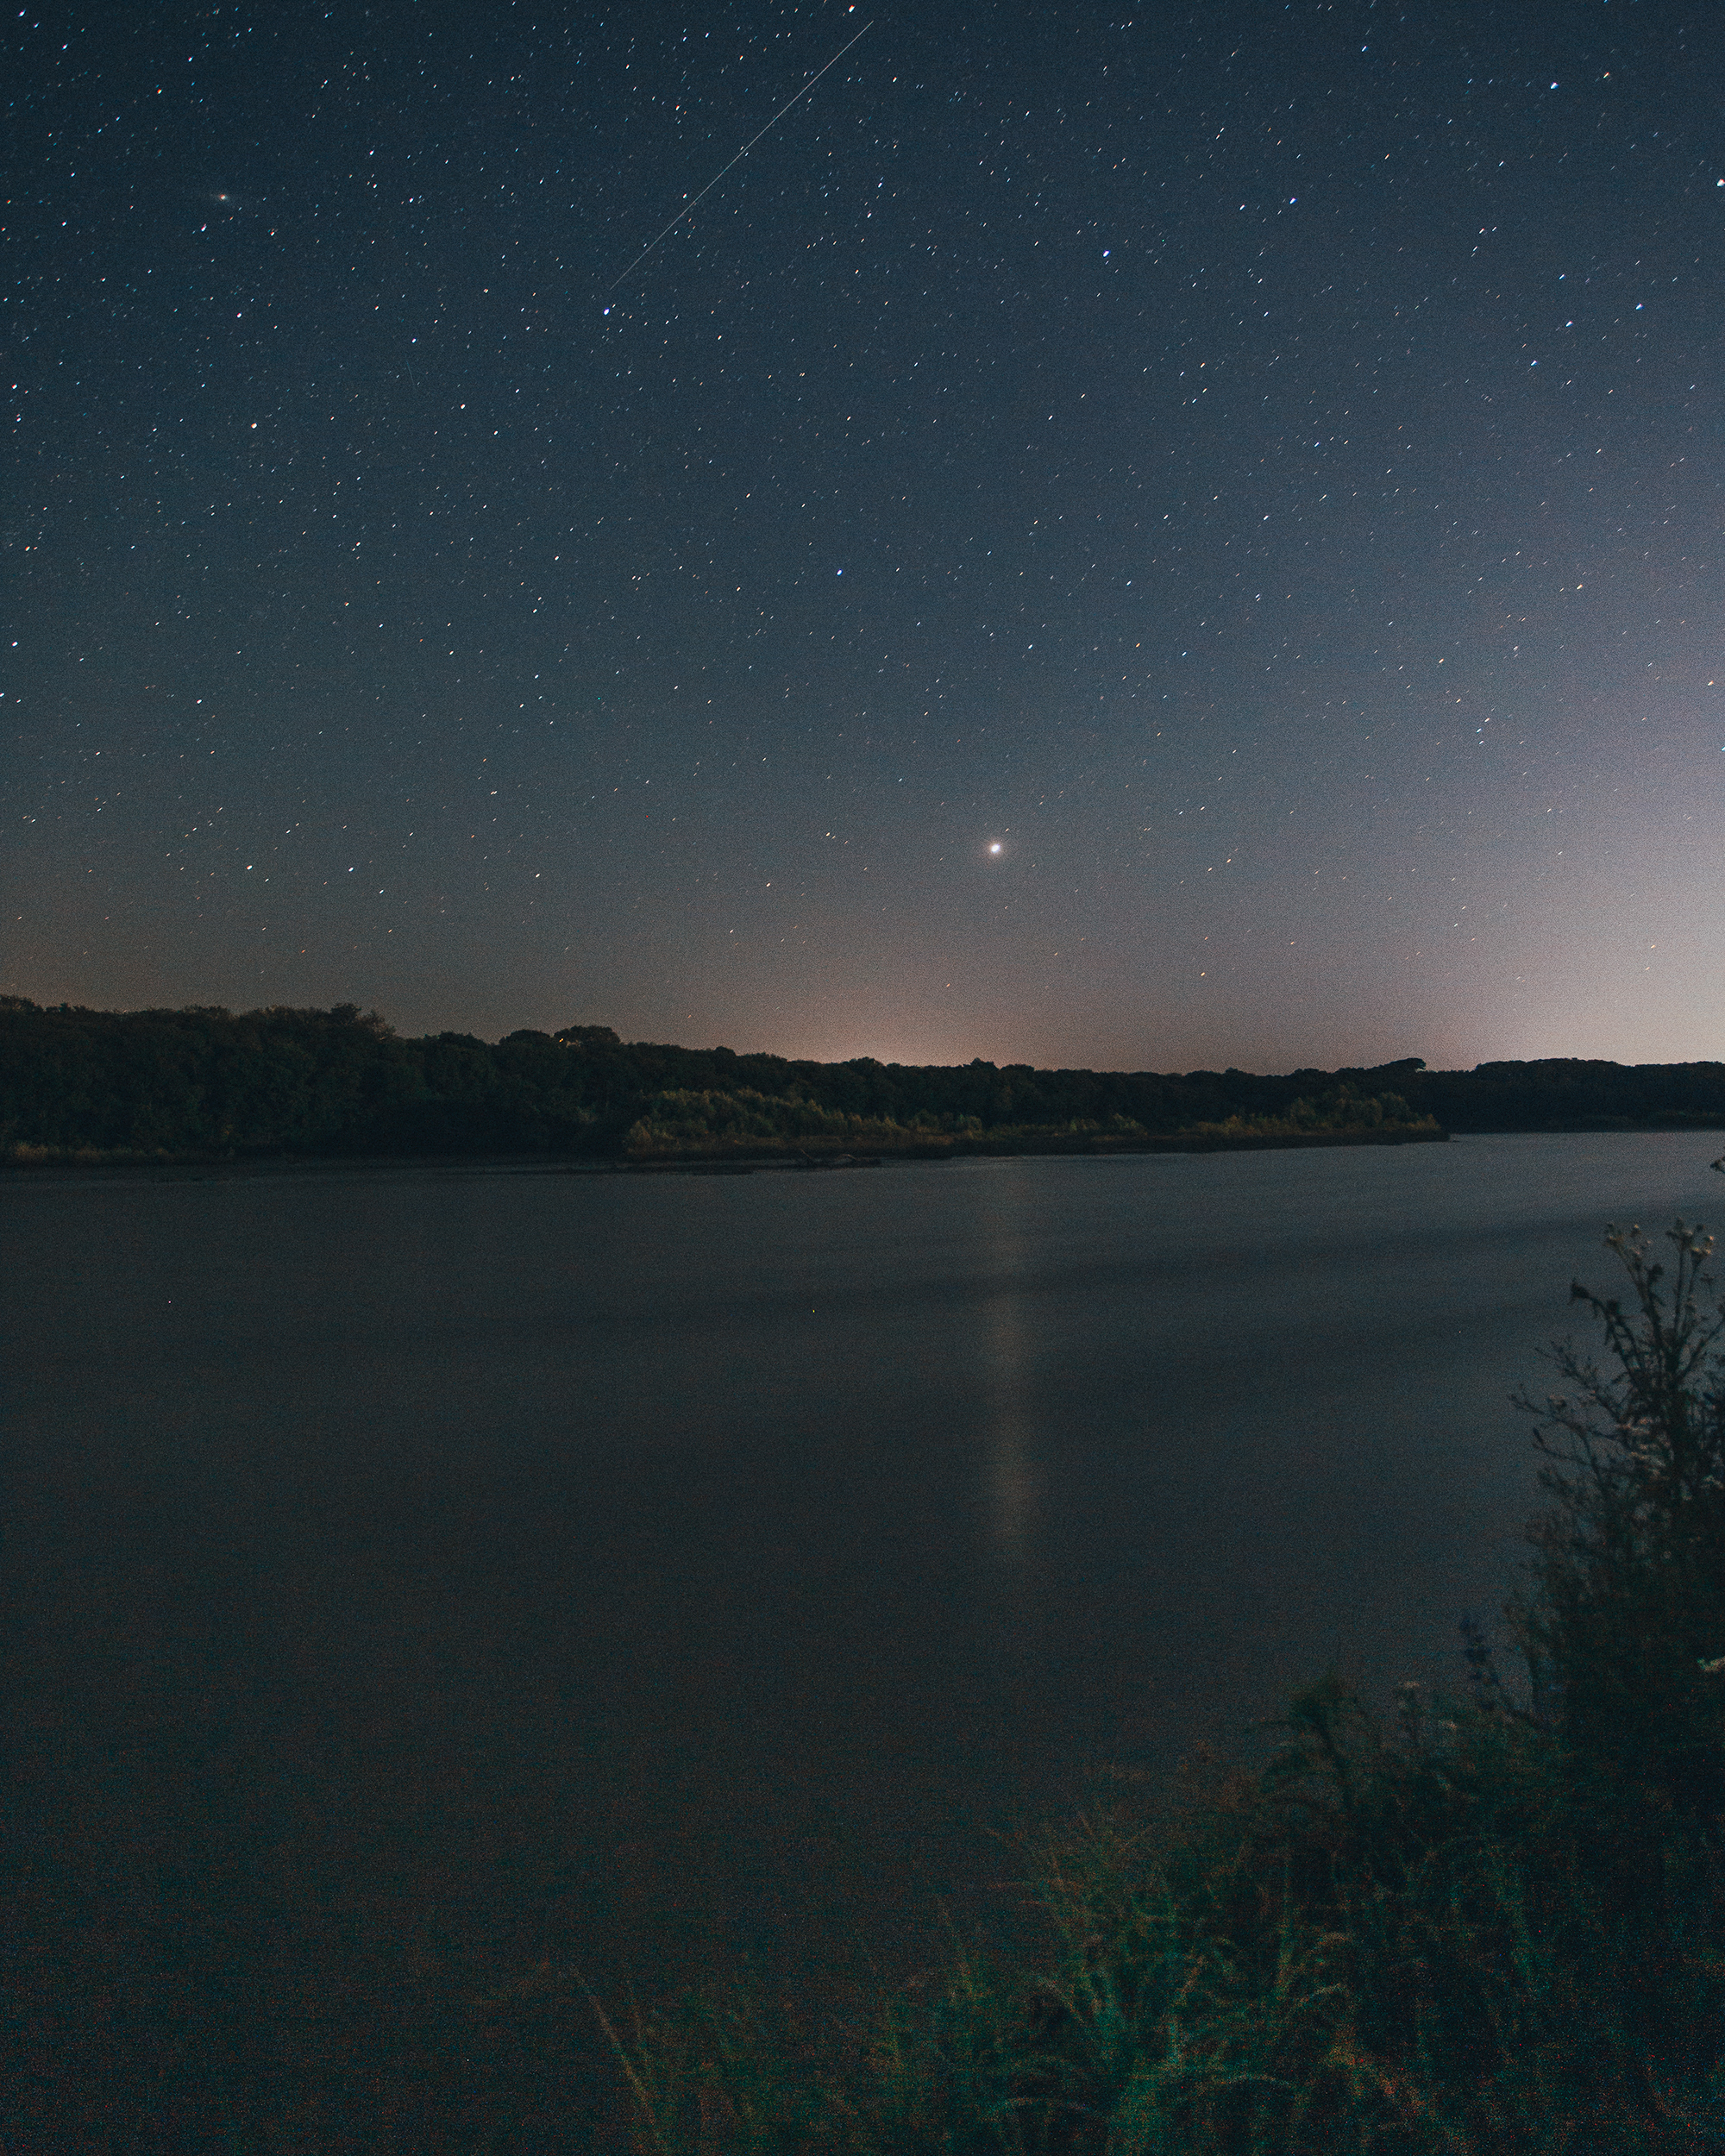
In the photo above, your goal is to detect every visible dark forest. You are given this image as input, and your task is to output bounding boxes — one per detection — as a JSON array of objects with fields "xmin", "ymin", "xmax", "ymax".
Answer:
[{"xmin": 5, "ymin": 1000, "xmax": 1724, "ymax": 1163}]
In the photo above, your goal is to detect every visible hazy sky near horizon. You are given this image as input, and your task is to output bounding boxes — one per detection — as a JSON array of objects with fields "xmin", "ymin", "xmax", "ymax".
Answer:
[{"xmin": 6, "ymin": 1, "xmax": 1722, "ymax": 1071}]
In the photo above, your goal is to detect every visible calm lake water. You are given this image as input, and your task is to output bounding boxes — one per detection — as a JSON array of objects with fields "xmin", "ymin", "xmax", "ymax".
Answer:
[{"xmin": 7, "ymin": 1131, "xmax": 1724, "ymax": 2147}]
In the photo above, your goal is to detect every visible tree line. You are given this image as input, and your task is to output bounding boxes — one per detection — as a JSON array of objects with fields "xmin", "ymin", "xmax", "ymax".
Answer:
[{"xmin": 2, "ymin": 995, "xmax": 1721, "ymax": 1161}]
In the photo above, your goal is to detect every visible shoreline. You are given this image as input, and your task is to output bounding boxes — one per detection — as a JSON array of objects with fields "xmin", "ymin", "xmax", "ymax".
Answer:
[
  {"xmin": 12, "ymin": 1121, "xmax": 1725, "ymax": 1176},
  {"xmin": 622, "ymin": 1125, "xmax": 1452, "ymax": 1169}
]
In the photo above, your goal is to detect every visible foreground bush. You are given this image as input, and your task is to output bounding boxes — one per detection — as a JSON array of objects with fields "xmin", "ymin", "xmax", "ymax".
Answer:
[{"xmin": 604, "ymin": 1198, "xmax": 1725, "ymax": 2153}]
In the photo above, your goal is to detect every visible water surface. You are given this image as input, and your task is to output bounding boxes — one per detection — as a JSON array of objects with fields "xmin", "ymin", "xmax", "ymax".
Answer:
[{"xmin": 7, "ymin": 1132, "xmax": 1722, "ymax": 2146}]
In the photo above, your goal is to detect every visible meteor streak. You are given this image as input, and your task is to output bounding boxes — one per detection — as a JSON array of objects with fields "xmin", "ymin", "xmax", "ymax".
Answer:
[{"xmin": 607, "ymin": 18, "xmax": 875, "ymax": 292}]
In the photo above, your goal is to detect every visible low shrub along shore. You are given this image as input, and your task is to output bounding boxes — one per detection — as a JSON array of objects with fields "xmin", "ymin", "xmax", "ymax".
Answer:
[
  {"xmin": 595, "ymin": 1182, "xmax": 1725, "ymax": 2153},
  {"xmin": 616, "ymin": 1081, "xmax": 1442, "ymax": 1161}
]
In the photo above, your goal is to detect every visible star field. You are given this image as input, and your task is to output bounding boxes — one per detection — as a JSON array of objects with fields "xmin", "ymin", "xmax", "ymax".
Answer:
[{"xmin": 6, "ymin": 0, "xmax": 1722, "ymax": 1067}]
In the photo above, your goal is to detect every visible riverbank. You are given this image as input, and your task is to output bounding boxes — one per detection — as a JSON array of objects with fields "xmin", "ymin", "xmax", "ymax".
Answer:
[
  {"xmin": 622, "ymin": 1124, "xmax": 1450, "ymax": 1169},
  {"xmin": 3, "ymin": 1122, "xmax": 1451, "ymax": 1172}
]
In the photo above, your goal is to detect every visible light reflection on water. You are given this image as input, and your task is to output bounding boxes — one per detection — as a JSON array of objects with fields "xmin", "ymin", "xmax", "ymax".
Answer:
[{"xmin": 980, "ymin": 1166, "xmax": 1038, "ymax": 1561}]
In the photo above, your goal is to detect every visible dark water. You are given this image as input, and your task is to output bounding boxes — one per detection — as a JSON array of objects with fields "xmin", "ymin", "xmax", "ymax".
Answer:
[{"xmin": 6, "ymin": 1132, "xmax": 1724, "ymax": 2147}]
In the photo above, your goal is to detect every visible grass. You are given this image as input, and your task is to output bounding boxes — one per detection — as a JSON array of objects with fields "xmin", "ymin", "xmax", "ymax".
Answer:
[{"xmin": 598, "ymin": 1195, "xmax": 1725, "ymax": 2154}]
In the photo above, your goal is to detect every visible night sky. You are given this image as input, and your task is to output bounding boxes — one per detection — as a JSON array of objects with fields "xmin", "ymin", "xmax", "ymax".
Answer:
[{"xmin": 6, "ymin": 0, "xmax": 1722, "ymax": 1070}]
